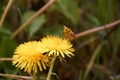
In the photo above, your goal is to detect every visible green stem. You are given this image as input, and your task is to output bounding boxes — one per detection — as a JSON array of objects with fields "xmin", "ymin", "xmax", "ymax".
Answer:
[
  {"xmin": 33, "ymin": 72, "xmax": 36, "ymax": 80},
  {"xmin": 46, "ymin": 56, "xmax": 56, "ymax": 80}
]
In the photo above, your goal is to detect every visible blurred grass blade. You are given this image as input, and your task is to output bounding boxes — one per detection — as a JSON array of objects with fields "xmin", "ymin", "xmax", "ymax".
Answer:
[
  {"xmin": 86, "ymin": 14, "xmax": 101, "ymax": 26},
  {"xmin": 112, "ymin": 26, "xmax": 120, "ymax": 61},
  {"xmin": 83, "ymin": 42, "xmax": 104, "ymax": 79}
]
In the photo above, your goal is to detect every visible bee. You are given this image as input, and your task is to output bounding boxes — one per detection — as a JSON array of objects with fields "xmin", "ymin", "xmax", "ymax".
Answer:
[{"xmin": 64, "ymin": 26, "xmax": 76, "ymax": 40}]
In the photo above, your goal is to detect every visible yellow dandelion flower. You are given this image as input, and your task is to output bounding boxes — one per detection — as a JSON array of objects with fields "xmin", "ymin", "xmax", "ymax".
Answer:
[
  {"xmin": 41, "ymin": 36, "xmax": 75, "ymax": 58},
  {"xmin": 12, "ymin": 41, "xmax": 51, "ymax": 73}
]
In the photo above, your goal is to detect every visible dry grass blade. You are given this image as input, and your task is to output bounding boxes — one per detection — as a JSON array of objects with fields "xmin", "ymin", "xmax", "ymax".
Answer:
[
  {"xmin": 75, "ymin": 20, "xmax": 120, "ymax": 39},
  {"xmin": 0, "ymin": 0, "xmax": 14, "ymax": 28},
  {"xmin": 0, "ymin": 58, "xmax": 12, "ymax": 61},
  {"xmin": 0, "ymin": 73, "xmax": 32, "ymax": 80},
  {"xmin": 10, "ymin": 0, "xmax": 56, "ymax": 39}
]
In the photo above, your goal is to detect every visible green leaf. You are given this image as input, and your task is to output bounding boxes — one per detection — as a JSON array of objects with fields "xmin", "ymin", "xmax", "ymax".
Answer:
[
  {"xmin": 29, "ymin": 15, "xmax": 46, "ymax": 38},
  {"xmin": 0, "ymin": 37, "xmax": 17, "ymax": 57},
  {"xmin": 56, "ymin": 0, "xmax": 79, "ymax": 25},
  {"xmin": 0, "ymin": 37, "xmax": 17, "ymax": 78},
  {"xmin": 41, "ymin": 25, "xmax": 63, "ymax": 37},
  {"xmin": 0, "ymin": 27, "xmax": 12, "ymax": 36},
  {"xmin": 22, "ymin": 11, "xmax": 46, "ymax": 39},
  {"xmin": 22, "ymin": 11, "xmax": 35, "ymax": 22}
]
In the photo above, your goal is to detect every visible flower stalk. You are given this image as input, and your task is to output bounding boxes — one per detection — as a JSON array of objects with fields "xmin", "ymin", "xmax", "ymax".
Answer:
[
  {"xmin": 46, "ymin": 56, "xmax": 56, "ymax": 80},
  {"xmin": 33, "ymin": 72, "xmax": 36, "ymax": 80}
]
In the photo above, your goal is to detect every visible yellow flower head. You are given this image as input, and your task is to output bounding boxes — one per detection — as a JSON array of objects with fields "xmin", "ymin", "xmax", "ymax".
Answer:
[
  {"xmin": 12, "ymin": 41, "xmax": 51, "ymax": 73},
  {"xmin": 41, "ymin": 36, "xmax": 75, "ymax": 58}
]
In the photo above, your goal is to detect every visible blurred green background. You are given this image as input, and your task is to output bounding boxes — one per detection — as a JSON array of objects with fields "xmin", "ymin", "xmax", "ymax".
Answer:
[{"xmin": 0, "ymin": 0, "xmax": 120, "ymax": 80}]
